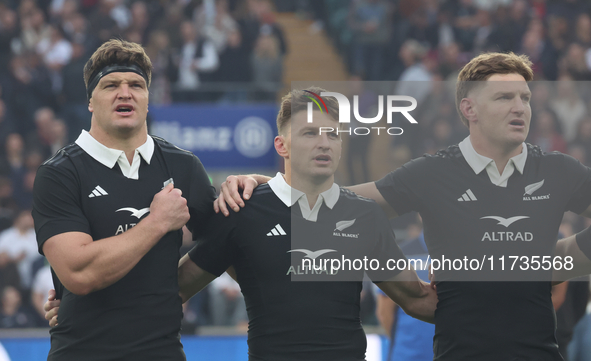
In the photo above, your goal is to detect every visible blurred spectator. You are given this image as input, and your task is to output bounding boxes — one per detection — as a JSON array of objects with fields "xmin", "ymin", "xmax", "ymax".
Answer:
[
  {"xmin": 0, "ymin": 285, "xmax": 36, "ymax": 328},
  {"xmin": 529, "ymin": 109, "xmax": 568, "ymax": 154},
  {"xmin": 526, "ymin": 17, "xmax": 560, "ymax": 80},
  {"xmin": 547, "ymin": 15, "xmax": 570, "ymax": 54},
  {"xmin": 376, "ymin": 222, "xmax": 434, "ymax": 361},
  {"xmin": 6, "ymin": 53, "xmax": 55, "ymax": 136},
  {"xmin": 16, "ymin": 6, "xmax": 51, "ymax": 54},
  {"xmin": 530, "ymin": 82, "xmax": 552, "ymax": 116},
  {"xmin": 254, "ymin": 0, "xmax": 287, "ymax": 56},
  {"xmin": 397, "ymin": 40, "xmax": 433, "ymax": 104},
  {"xmin": 507, "ymin": 0, "xmax": 530, "ymax": 50},
  {"xmin": 21, "ymin": 150, "xmax": 43, "ymax": 209},
  {"xmin": 435, "ymin": 4, "xmax": 455, "ymax": 49},
  {"xmin": 451, "ymin": 0, "xmax": 478, "ymax": 51},
  {"xmin": 438, "ymin": 42, "xmax": 462, "ymax": 80},
  {"xmin": 181, "ymin": 301, "xmax": 198, "ymax": 335},
  {"xmin": 554, "ymin": 277, "xmax": 589, "ymax": 360},
  {"xmin": 173, "ymin": 20, "xmax": 219, "ymax": 102},
  {"xmin": 0, "ymin": 100, "xmax": 15, "ymax": 157},
  {"xmin": 63, "ymin": 12, "xmax": 99, "ymax": 54},
  {"xmin": 424, "ymin": 118, "xmax": 456, "ymax": 155},
  {"xmin": 560, "ymin": 43, "xmax": 591, "ymax": 81},
  {"xmin": 472, "ymin": 9, "xmax": 492, "ymax": 54},
  {"xmin": 520, "ymin": 27, "xmax": 545, "ymax": 76},
  {"xmin": 60, "ymin": 42, "xmax": 90, "ymax": 140},
  {"xmin": 194, "ymin": 0, "xmax": 238, "ymax": 54},
  {"xmin": 209, "ymin": 273, "xmax": 247, "ymax": 327},
  {"xmin": 234, "ymin": 0, "xmax": 264, "ymax": 71},
  {"xmin": 251, "ymin": 27, "xmax": 283, "ymax": 102},
  {"xmin": 575, "ymin": 13, "xmax": 591, "ymax": 48},
  {"xmin": 0, "ymin": 210, "xmax": 40, "ymax": 292},
  {"xmin": 145, "ymin": 30, "xmax": 176, "ymax": 105},
  {"xmin": 89, "ymin": 0, "xmax": 120, "ymax": 44},
  {"xmin": 0, "ymin": 177, "xmax": 14, "ymax": 233},
  {"xmin": 36, "ymin": 24, "xmax": 73, "ymax": 93},
  {"xmin": 157, "ymin": 3, "xmax": 184, "ymax": 50},
  {"xmin": 568, "ymin": 309, "xmax": 591, "ymax": 361},
  {"xmin": 348, "ymin": 0, "xmax": 392, "ymax": 80},
  {"xmin": 346, "ymin": 76, "xmax": 376, "ymax": 185},
  {"xmin": 1, "ymin": 134, "xmax": 26, "ymax": 209},
  {"xmin": 108, "ymin": 0, "xmax": 131, "ymax": 31},
  {"xmin": 406, "ymin": 8, "xmax": 438, "ymax": 49},
  {"xmin": 214, "ymin": 26, "xmax": 251, "ymax": 103},
  {"xmin": 550, "ymin": 75, "xmax": 588, "ymax": 143},
  {"xmin": 49, "ymin": 0, "xmax": 79, "ymax": 23},
  {"xmin": 571, "ymin": 116, "xmax": 591, "ymax": 163},
  {"xmin": 27, "ymin": 107, "xmax": 56, "ymax": 160},
  {"xmin": 30, "ymin": 264, "xmax": 52, "ymax": 327},
  {"xmin": 127, "ymin": 1, "xmax": 151, "ymax": 45},
  {"xmin": 0, "ymin": 7, "xmax": 18, "ymax": 78},
  {"xmin": 568, "ymin": 144, "xmax": 587, "ymax": 166}
]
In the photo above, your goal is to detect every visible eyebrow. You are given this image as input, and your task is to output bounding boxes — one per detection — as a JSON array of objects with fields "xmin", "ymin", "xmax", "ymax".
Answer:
[
  {"xmin": 100, "ymin": 78, "xmax": 146, "ymax": 86},
  {"xmin": 493, "ymin": 91, "xmax": 531, "ymax": 97},
  {"xmin": 299, "ymin": 126, "xmax": 319, "ymax": 132}
]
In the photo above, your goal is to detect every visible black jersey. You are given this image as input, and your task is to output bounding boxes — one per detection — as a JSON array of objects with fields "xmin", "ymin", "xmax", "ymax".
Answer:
[
  {"xmin": 376, "ymin": 143, "xmax": 591, "ymax": 360},
  {"xmin": 188, "ymin": 181, "xmax": 406, "ymax": 361},
  {"xmin": 32, "ymin": 136, "xmax": 216, "ymax": 361}
]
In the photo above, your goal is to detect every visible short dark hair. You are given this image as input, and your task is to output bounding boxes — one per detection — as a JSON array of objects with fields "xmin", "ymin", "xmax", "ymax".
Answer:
[
  {"xmin": 456, "ymin": 52, "xmax": 533, "ymax": 127},
  {"xmin": 83, "ymin": 39, "xmax": 152, "ymax": 90},
  {"xmin": 276, "ymin": 87, "xmax": 339, "ymax": 135}
]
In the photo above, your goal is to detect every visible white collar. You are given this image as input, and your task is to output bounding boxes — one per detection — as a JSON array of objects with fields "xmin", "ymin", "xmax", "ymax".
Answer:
[
  {"xmin": 458, "ymin": 136, "xmax": 527, "ymax": 187},
  {"xmin": 267, "ymin": 172, "xmax": 340, "ymax": 222},
  {"xmin": 75, "ymin": 130, "xmax": 154, "ymax": 179}
]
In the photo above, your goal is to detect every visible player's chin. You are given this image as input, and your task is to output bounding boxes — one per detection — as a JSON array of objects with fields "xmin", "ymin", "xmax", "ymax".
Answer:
[
  {"xmin": 310, "ymin": 167, "xmax": 337, "ymax": 179},
  {"xmin": 506, "ymin": 131, "xmax": 527, "ymax": 145},
  {"xmin": 113, "ymin": 118, "xmax": 142, "ymax": 130}
]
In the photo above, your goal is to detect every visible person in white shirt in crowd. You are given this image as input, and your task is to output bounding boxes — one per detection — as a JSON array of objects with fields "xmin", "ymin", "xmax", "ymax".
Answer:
[
  {"xmin": 175, "ymin": 20, "xmax": 219, "ymax": 102},
  {"xmin": 0, "ymin": 210, "xmax": 41, "ymax": 292}
]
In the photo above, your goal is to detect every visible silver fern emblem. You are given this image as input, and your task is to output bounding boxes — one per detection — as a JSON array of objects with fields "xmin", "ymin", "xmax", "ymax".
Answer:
[
  {"xmin": 524, "ymin": 180, "xmax": 544, "ymax": 196},
  {"xmin": 335, "ymin": 219, "xmax": 356, "ymax": 232}
]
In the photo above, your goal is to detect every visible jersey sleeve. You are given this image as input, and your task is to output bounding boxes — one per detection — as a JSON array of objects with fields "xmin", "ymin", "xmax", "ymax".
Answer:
[
  {"xmin": 32, "ymin": 164, "xmax": 90, "ymax": 255},
  {"xmin": 374, "ymin": 157, "xmax": 427, "ymax": 216},
  {"xmin": 562, "ymin": 153, "xmax": 591, "ymax": 214},
  {"xmin": 188, "ymin": 210, "xmax": 239, "ymax": 277},
  {"xmin": 366, "ymin": 204, "xmax": 407, "ymax": 282},
  {"xmin": 185, "ymin": 154, "xmax": 217, "ymax": 239}
]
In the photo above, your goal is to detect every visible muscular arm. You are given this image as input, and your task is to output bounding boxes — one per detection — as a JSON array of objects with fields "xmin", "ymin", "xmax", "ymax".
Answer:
[
  {"xmin": 43, "ymin": 184, "xmax": 189, "ymax": 296},
  {"xmin": 347, "ymin": 182, "xmax": 398, "ymax": 218},
  {"xmin": 377, "ymin": 268, "xmax": 437, "ymax": 324},
  {"xmin": 178, "ymin": 254, "xmax": 217, "ymax": 303},
  {"xmin": 553, "ymin": 233, "xmax": 591, "ymax": 284}
]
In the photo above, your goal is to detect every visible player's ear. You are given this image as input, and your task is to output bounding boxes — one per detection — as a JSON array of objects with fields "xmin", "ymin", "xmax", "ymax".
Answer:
[
  {"xmin": 275, "ymin": 135, "xmax": 289, "ymax": 158},
  {"xmin": 88, "ymin": 99, "xmax": 94, "ymax": 113},
  {"xmin": 460, "ymin": 98, "xmax": 477, "ymax": 123}
]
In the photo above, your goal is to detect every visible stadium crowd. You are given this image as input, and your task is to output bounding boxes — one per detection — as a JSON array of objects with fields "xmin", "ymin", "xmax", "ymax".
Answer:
[{"xmin": 0, "ymin": 2, "xmax": 590, "ymax": 358}]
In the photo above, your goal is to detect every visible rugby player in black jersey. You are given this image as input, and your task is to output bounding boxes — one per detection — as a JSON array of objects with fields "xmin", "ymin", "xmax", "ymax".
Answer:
[
  {"xmin": 176, "ymin": 87, "xmax": 437, "ymax": 361},
  {"xmin": 35, "ymin": 39, "xmax": 216, "ymax": 361},
  {"xmin": 216, "ymin": 53, "xmax": 591, "ymax": 360}
]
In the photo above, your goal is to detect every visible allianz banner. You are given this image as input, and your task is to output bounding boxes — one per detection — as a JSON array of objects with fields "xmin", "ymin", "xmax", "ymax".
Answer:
[{"xmin": 150, "ymin": 104, "xmax": 278, "ymax": 169}]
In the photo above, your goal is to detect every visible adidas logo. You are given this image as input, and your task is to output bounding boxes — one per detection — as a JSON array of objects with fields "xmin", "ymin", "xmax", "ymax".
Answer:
[
  {"xmin": 267, "ymin": 224, "xmax": 286, "ymax": 236},
  {"xmin": 457, "ymin": 189, "xmax": 477, "ymax": 202},
  {"xmin": 89, "ymin": 185, "xmax": 108, "ymax": 198}
]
